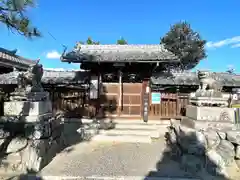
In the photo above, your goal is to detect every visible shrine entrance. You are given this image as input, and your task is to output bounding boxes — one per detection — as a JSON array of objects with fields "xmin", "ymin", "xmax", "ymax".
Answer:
[{"xmin": 99, "ymin": 82, "xmax": 143, "ymax": 119}]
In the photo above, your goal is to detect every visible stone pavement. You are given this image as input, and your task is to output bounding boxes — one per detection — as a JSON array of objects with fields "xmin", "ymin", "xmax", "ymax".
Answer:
[{"xmin": 39, "ymin": 139, "xmax": 195, "ymax": 179}]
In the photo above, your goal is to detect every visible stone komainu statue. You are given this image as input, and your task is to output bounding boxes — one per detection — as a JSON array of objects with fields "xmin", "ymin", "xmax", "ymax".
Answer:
[
  {"xmin": 17, "ymin": 59, "xmax": 44, "ymax": 92},
  {"xmin": 197, "ymin": 70, "xmax": 223, "ymax": 92}
]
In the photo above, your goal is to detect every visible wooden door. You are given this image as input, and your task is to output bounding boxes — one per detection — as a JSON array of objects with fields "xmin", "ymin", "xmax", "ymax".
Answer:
[
  {"xmin": 98, "ymin": 82, "xmax": 143, "ymax": 118},
  {"xmin": 99, "ymin": 83, "xmax": 118, "ymax": 117},
  {"xmin": 121, "ymin": 83, "xmax": 142, "ymax": 117}
]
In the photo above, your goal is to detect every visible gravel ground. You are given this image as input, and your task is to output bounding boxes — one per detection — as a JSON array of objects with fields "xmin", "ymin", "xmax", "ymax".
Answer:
[{"xmin": 40, "ymin": 139, "xmax": 194, "ymax": 178}]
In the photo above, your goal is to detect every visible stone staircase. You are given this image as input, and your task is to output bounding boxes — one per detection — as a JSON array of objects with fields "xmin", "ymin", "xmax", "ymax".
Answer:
[{"xmin": 91, "ymin": 119, "xmax": 170, "ymax": 143}]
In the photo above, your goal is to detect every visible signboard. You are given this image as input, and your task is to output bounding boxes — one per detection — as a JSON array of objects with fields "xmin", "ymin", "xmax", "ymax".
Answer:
[
  {"xmin": 143, "ymin": 93, "xmax": 149, "ymax": 122},
  {"xmin": 151, "ymin": 92, "xmax": 161, "ymax": 104},
  {"xmin": 90, "ymin": 76, "xmax": 98, "ymax": 99}
]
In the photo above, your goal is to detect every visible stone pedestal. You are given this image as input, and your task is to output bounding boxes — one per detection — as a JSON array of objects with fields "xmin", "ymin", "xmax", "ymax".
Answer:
[
  {"xmin": 0, "ymin": 99, "xmax": 59, "ymax": 172},
  {"xmin": 181, "ymin": 117, "xmax": 237, "ymax": 131},
  {"xmin": 183, "ymin": 105, "xmax": 237, "ymax": 131},
  {"xmin": 9, "ymin": 91, "xmax": 49, "ymax": 101},
  {"xmin": 186, "ymin": 105, "xmax": 235, "ymax": 122},
  {"xmin": 0, "ymin": 113, "xmax": 52, "ymax": 123},
  {"xmin": 4, "ymin": 101, "xmax": 52, "ymax": 116}
]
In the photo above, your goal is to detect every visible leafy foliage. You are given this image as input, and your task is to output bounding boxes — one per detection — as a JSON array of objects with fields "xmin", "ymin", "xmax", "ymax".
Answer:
[
  {"xmin": 117, "ymin": 37, "xmax": 128, "ymax": 45},
  {"xmin": 74, "ymin": 37, "xmax": 100, "ymax": 49},
  {"xmin": 161, "ymin": 22, "xmax": 207, "ymax": 70},
  {"xmin": 86, "ymin": 37, "xmax": 100, "ymax": 45},
  {"xmin": 77, "ymin": 37, "xmax": 100, "ymax": 45},
  {"xmin": 0, "ymin": 0, "xmax": 40, "ymax": 38}
]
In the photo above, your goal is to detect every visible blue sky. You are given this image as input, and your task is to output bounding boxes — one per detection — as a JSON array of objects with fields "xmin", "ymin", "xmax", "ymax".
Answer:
[{"xmin": 0, "ymin": 0, "xmax": 240, "ymax": 72}]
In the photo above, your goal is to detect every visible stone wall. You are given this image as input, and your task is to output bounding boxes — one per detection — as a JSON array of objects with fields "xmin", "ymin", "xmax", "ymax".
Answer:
[
  {"xmin": 0, "ymin": 117, "xmax": 100, "ymax": 174},
  {"xmin": 166, "ymin": 119, "xmax": 240, "ymax": 179},
  {"xmin": 0, "ymin": 117, "xmax": 61, "ymax": 173}
]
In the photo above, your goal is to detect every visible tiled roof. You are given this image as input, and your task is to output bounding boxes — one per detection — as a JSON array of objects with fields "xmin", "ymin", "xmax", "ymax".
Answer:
[
  {"xmin": 0, "ymin": 70, "xmax": 89, "ymax": 85},
  {"xmin": 150, "ymin": 72, "xmax": 240, "ymax": 87},
  {"xmin": 61, "ymin": 45, "xmax": 179, "ymax": 63},
  {"xmin": 0, "ymin": 48, "xmax": 36, "ymax": 68}
]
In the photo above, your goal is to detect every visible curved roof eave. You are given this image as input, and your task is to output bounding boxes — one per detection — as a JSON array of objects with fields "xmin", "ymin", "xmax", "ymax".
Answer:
[
  {"xmin": 0, "ymin": 48, "xmax": 37, "ymax": 70},
  {"xmin": 61, "ymin": 44, "xmax": 179, "ymax": 63}
]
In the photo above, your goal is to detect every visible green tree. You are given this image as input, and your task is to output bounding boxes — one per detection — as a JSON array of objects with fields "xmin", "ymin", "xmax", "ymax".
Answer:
[
  {"xmin": 0, "ymin": 0, "xmax": 40, "ymax": 38},
  {"xmin": 75, "ymin": 37, "xmax": 100, "ymax": 49},
  {"xmin": 161, "ymin": 21, "xmax": 206, "ymax": 70},
  {"xmin": 86, "ymin": 37, "xmax": 100, "ymax": 45},
  {"xmin": 117, "ymin": 37, "xmax": 128, "ymax": 45}
]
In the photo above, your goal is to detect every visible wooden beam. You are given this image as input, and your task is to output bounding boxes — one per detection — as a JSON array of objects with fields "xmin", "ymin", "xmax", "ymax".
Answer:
[{"xmin": 118, "ymin": 70, "xmax": 123, "ymax": 116}]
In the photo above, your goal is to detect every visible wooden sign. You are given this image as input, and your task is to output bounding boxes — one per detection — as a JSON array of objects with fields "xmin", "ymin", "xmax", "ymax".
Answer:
[
  {"xmin": 143, "ymin": 93, "xmax": 149, "ymax": 122},
  {"xmin": 90, "ymin": 76, "xmax": 98, "ymax": 99}
]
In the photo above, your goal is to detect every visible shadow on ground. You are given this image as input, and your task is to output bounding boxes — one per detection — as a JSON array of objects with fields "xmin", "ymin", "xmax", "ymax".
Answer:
[
  {"xmin": 6, "ymin": 170, "xmax": 43, "ymax": 180},
  {"xmin": 144, "ymin": 126, "xmax": 233, "ymax": 180}
]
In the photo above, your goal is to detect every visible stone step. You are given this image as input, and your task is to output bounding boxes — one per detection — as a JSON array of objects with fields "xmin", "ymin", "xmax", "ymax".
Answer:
[
  {"xmin": 91, "ymin": 134, "xmax": 152, "ymax": 143},
  {"xmin": 99, "ymin": 129, "xmax": 161, "ymax": 138},
  {"xmin": 80, "ymin": 118, "xmax": 170, "ymax": 125},
  {"xmin": 114, "ymin": 123, "xmax": 166, "ymax": 130},
  {"xmin": 16, "ymin": 175, "xmax": 200, "ymax": 180},
  {"xmin": 113, "ymin": 119, "xmax": 170, "ymax": 125}
]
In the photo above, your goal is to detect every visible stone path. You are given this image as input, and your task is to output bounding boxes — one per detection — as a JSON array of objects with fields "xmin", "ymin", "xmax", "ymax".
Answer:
[{"xmin": 40, "ymin": 139, "xmax": 195, "ymax": 179}]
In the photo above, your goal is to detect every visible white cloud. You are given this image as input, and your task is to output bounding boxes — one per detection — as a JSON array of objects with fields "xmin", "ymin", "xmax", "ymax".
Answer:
[
  {"xmin": 231, "ymin": 43, "xmax": 240, "ymax": 48},
  {"xmin": 46, "ymin": 50, "xmax": 61, "ymax": 59},
  {"xmin": 44, "ymin": 68, "xmax": 66, "ymax": 71},
  {"xmin": 206, "ymin": 36, "xmax": 240, "ymax": 49}
]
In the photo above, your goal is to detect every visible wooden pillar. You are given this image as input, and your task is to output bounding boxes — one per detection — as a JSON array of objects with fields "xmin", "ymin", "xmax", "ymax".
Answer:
[
  {"xmin": 176, "ymin": 86, "xmax": 180, "ymax": 117},
  {"xmin": 142, "ymin": 80, "xmax": 150, "ymax": 122},
  {"xmin": 142, "ymin": 80, "xmax": 147, "ymax": 117},
  {"xmin": 118, "ymin": 70, "xmax": 123, "ymax": 116},
  {"xmin": 96, "ymin": 73, "xmax": 102, "ymax": 117}
]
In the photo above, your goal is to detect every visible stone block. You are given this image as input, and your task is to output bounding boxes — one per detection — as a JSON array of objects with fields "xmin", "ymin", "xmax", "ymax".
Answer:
[
  {"xmin": 235, "ymin": 145, "xmax": 240, "ymax": 159},
  {"xmin": 6, "ymin": 138, "xmax": 28, "ymax": 154},
  {"xmin": 204, "ymin": 130, "xmax": 220, "ymax": 150},
  {"xmin": 26, "ymin": 121, "xmax": 51, "ymax": 140},
  {"xmin": 0, "ymin": 113, "xmax": 52, "ymax": 123},
  {"xmin": 206, "ymin": 149, "xmax": 227, "ymax": 176},
  {"xmin": 180, "ymin": 154, "xmax": 204, "ymax": 173},
  {"xmin": 27, "ymin": 92, "xmax": 50, "ymax": 101},
  {"xmin": 0, "ymin": 116, "xmax": 52, "ymax": 140},
  {"xmin": 181, "ymin": 117, "xmax": 236, "ymax": 131},
  {"xmin": 23, "ymin": 139, "xmax": 49, "ymax": 172},
  {"xmin": 178, "ymin": 125, "xmax": 207, "ymax": 155},
  {"xmin": 216, "ymin": 140, "xmax": 235, "ymax": 164},
  {"xmin": 4, "ymin": 101, "xmax": 52, "ymax": 116},
  {"xmin": 186, "ymin": 105, "xmax": 235, "ymax": 122},
  {"xmin": 217, "ymin": 131, "xmax": 226, "ymax": 140},
  {"xmin": 226, "ymin": 130, "xmax": 240, "ymax": 145},
  {"xmin": 206, "ymin": 140, "xmax": 235, "ymax": 177}
]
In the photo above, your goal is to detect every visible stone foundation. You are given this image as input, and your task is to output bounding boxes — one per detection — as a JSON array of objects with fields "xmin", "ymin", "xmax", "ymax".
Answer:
[
  {"xmin": 181, "ymin": 117, "xmax": 237, "ymax": 131},
  {"xmin": 186, "ymin": 105, "xmax": 235, "ymax": 122},
  {"xmin": 0, "ymin": 99, "xmax": 57, "ymax": 173},
  {"xmin": 0, "ymin": 117, "xmax": 100, "ymax": 174},
  {"xmin": 4, "ymin": 101, "xmax": 52, "ymax": 116},
  {"xmin": 166, "ymin": 119, "xmax": 240, "ymax": 179}
]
